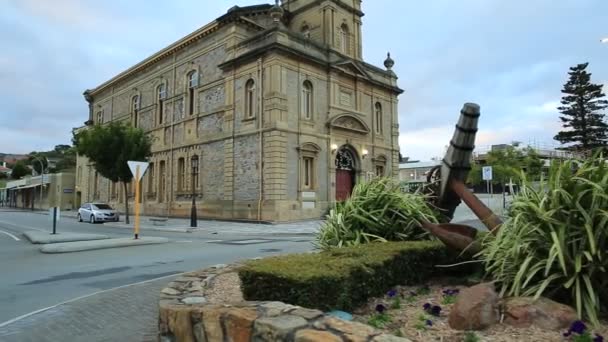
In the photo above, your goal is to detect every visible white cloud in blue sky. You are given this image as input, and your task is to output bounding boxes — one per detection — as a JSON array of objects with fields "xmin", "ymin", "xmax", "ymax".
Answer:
[{"xmin": 0, "ymin": 0, "xmax": 606, "ymax": 160}]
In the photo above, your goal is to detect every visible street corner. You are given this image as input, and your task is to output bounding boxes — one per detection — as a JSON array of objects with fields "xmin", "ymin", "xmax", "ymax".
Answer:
[
  {"xmin": 39, "ymin": 237, "xmax": 169, "ymax": 254},
  {"xmin": 23, "ymin": 231, "xmax": 109, "ymax": 244}
]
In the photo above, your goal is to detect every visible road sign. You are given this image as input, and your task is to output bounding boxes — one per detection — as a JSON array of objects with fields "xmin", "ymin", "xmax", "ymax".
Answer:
[
  {"xmin": 127, "ymin": 161, "xmax": 149, "ymax": 181},
  {"xmin": 482, "ymin": 166, "xmax": 493, "ymax": 181}
]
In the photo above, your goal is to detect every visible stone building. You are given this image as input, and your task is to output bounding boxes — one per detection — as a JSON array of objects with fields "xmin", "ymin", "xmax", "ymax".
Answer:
[{"xmin": 76, "ymin": 0, "xmax": 403, "ymax": 222}]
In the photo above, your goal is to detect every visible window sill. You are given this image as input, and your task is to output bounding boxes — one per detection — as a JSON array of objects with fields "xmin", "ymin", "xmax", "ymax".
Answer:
[{"xmin": 242, "ymin": 116, "xmax": 256, "ymax": 122}]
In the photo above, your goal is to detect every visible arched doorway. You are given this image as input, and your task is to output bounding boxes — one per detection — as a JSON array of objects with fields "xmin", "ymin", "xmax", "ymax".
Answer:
[{"xmin": 335, "ymin": 147, "xmax": 357, "ymax": 201}]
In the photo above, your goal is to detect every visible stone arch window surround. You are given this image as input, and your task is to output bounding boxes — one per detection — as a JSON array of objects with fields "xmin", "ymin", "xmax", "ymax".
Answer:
[
  {"xmin": 339, "ymin": 22, "xmax": 350, "ymax": 55},
  {"xmin": 297, "ymin": 142, "xmax": 321, "ymax": 191},
  {"xmin": 131, "ymin": 91, "xmax": 141, "ymax": 128},
  {"xmin": 186, "ymin": 69, "xmax": 200, "ymax": 116},
  {"xmin": 244, "ymin": 78, "xmax": 257, "ymax": 120},
  {"xmin": 375, "ymin": 101, "xmax": 383, "ymax": 134},
  {"xmin": 156, "ymin": 81, "xmax": 168, "ymax": 125},
  {"xmin": 301, "ymin": 79, "xmax": 314, "ymax": 120}
]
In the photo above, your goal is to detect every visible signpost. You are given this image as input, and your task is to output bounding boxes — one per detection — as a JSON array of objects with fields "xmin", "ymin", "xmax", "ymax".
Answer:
[
  {"xmin": 482, "ymin": 166, "xmax": 493, "ymax": 207},
  {"xmin": 127, "ymin": 161, "xmax": 149, "ymax": 240},
  {"xmin": 49, "ymin": 207, "xmax": 60, "ymax": 234}
]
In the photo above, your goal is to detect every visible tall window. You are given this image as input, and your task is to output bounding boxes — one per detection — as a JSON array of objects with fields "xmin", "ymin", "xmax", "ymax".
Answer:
[
  {"xmin": 303, "ymin": 157, "xmax": 314, "ymax": 189},
  {"xmin": 177, "ymin": 157, "xmax": 185, "ymax": 191},
  {"xmin": 188, "ymin": 71, "xmax": 198, "ymax": 115},
  {"xmin": 376, "ymin": 165, "xmax": 385, "ymax": 177},
  {"xmin": 245, "ymin": 79, "xmax": 256, "ymax": 118},
  {"xmin": 157, "ymin": 84, "xmax": 166, "ymax": 125},
  {"xmin": 159, "ymin": 161, "xmax": 166, "ymax": 203},
  {"xmin": 132, "ymin": 95, "xmax": 140, "ymax": 128},
  {"xmin": 96, "ymin": 110, "xmax": 104, "ymax": 124},
  {"xmin": 111, "ymin": 182, "xmax": 117, "ymax": 199},
  {"xmin": 148, "ymin": 163, "xmax": 155, "ymax": 194},
  {"xmin": 375, "ymin": 102, "xmax": 383, "ymax": 134},
  {"xmin": 191, "ymin": 155, "xmax": 199, "ymax": 189},
  {"xmin": 302, "ymin": 81, "xmax": 313, "ymax": 119},
  {"xmin": 93, "ymin": 172, "xmax": 98, "ymax": 199},
  {"xmin": 340, "ymin": 24, "xmax": 350, "ymax": 54}
]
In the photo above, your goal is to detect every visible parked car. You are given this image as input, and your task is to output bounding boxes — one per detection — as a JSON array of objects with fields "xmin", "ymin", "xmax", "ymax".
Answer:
[{"xmin": 77, "ymin": 203, "xmax": 119, "ymax": 223}]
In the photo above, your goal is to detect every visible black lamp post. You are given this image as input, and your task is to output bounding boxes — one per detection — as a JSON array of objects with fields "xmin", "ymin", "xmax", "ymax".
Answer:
[{"xmin": 190, "ymin": 156, "xmax": 198, "ymax": 228}]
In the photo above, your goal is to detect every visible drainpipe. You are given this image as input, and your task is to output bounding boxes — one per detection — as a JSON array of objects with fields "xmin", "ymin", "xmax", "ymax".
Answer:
[
  {"xmin": 168, "ymin": 53, "xmax": 177, "ymax": 217},
  {"xmin": 257, "ymin": 57, "xmax": 264, "ymax": 221}
]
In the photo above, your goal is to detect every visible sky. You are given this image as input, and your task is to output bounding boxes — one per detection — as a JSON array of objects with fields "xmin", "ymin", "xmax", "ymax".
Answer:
[{"xmin": 0, "ymin": 0, "xmax": 607, "ymax": 160}]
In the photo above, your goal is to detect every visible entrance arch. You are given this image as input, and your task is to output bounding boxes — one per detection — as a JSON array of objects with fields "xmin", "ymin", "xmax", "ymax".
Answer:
[{"xmin": 335, "ymin": 146, "xmax": 358, "ymax": 201}]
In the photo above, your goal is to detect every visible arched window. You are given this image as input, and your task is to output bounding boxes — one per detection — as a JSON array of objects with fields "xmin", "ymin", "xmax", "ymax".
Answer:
[
  {"xmin": 187, "ymin": 71, "xmax": 199, "ymax": 115},
  {"xmin": 157, "ymin": 84, "xmax": 166, "ymax": 125},
  {"xmin": 158, "ymin": 161, "xmax": 166, "ymax": 203},
  {"xmin": 340, "ymin": 24, "xmax": 350, "ymax": 54},
  {"xmin": 131, "ymin": 95, "xmax": 140, "ymax": 128},
  {"xmin": 302, "ymin": 81, "xmax": 313, "ymax": 119},
  {"xmin": 245, "ymin": 79, "xmax": 256, "ymax": 118},
  {"xmin": 375, "ymin": 102, "xmax": 383, "ymax": 134},
  {"xmin": 301, "ymin": 24, "xmax": 311, "ymax": 38}
]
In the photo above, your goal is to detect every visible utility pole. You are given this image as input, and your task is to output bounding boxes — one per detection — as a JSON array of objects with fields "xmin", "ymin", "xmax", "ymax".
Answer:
[{"xmin": 31, "ymin": 155, "xmax": 45, "ymax": 210}]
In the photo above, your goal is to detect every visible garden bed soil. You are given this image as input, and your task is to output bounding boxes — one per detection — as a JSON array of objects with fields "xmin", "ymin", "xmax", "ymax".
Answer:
[
  {"xmin": 213, "ymin": 272, "xmax": 606, "ymax": 341},
  {"xmin": 352, "ymin": 279, "xmax": 608, "ymax": 342}
]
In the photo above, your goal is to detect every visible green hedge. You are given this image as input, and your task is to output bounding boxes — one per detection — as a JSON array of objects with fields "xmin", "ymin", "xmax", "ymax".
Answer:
[{"xmin": 238, "ymin": 241, "xmax": 478, "ymax": 311}]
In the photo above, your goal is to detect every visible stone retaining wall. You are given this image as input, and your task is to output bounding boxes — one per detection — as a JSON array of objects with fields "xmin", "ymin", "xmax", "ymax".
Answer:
[{"xmin": 158, "ymin": 264, "xmax": 410, "ymax": 342}]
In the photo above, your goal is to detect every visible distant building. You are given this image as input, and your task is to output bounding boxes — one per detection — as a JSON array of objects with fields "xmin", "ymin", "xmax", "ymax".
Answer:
[
  {"xmin": 0, "ymin": 162, "xmax": 11, "ymax": 176},
  {"xmin": 398, "ymin": 161, "xmax": 441, "ymax": 183},
  {"xmin": 2, "ymin": 173, "xmax": 76, "ymax": 210},
  {"xmin": 76, "ymin": 0, "xmax": 403, "ymax": 222}
]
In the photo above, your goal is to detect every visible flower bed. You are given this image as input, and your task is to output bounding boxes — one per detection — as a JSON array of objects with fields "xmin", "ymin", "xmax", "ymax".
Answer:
[
  {"xmin": 238, "ymin": 241, "xmax": 478, "ymax": 312},
  {"xmin": 352, "ymin": 281, "xmax": 608, "ymax": 342}
]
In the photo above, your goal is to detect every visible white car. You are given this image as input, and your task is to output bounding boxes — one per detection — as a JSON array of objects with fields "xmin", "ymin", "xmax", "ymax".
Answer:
[{"xmin": 77, "ymin": 203, "xmax": 120, "ymax": 223}]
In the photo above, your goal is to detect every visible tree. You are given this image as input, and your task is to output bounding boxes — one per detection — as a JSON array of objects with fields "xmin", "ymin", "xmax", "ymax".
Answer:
[
  {"xmin": 554, "ymin": 63, "xmax": 608, "ymax": 154},
  {"xmin": 11, "ymin": 161, "xmax": 29, "ymax": 179},
  {"xmin": 73, "ymin": 122, "xmax": 152, "ymax": 224},
  {"xmin": 467, "ymin": 146, "xmax": 545, "ymax": 187}
]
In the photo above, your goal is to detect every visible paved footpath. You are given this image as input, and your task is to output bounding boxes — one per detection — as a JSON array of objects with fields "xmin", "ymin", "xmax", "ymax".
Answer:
[{"xmin": 0, "ymin": 276, "xmax": 177, "ymax": 342}]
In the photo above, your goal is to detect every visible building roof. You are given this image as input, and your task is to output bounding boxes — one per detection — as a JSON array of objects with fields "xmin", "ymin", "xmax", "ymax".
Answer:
[{"xmin": 399, "ymin": 161, "xmax": 441, "ymax": 169}]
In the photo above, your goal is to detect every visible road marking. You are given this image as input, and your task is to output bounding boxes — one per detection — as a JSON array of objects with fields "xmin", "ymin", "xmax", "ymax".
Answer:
[
  {"xmin": 0, "ymin": 229, "xmax": 20, "ymax": 241},
  {"xmin": 0, "ymin": 220, "xmax": 46, "ymax": 232},
  {"xmin": 205, "ymin": 240, "xmax": 224, "ymax": 243},
  {"xmin": 173, "ymin": 240, "xmax": 193, "ymax": 243},
  {"xmin": 0, "ymin": 271, "xmax": 184, "ymax": 329}
]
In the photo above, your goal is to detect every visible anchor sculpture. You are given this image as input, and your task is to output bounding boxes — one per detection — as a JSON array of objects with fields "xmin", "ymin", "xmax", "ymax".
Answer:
[{"xmin": 419, "ymin": 103, "xmax": 503, "ymax": 254}]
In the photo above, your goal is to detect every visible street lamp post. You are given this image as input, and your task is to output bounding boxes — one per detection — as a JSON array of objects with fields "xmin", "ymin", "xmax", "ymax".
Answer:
[
  {"xmin": 30, "ymin": 155, "xmax": 45, "ymax": 210},
  {"xmin": 190, "ymin": 156, "xmax": 198, "ymax": 228}
]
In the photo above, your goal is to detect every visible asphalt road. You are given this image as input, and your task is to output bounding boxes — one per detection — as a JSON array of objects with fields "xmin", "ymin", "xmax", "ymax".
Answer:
[{"xmin": 0, "ymin": 210, "xmax": 315, "ymax": 325}]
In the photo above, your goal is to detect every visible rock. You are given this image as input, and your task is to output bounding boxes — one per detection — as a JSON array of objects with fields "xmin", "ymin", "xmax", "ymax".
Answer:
[
  {"xmin": 291, "ymin": 308, "xmax": 324, "ymax": 320},
  {"xmin": 224, "ymin": 307, "xmax": 258, "ymax": 342},
  {"xmin": 373, "ymin": 334, "xmax": 413, "ymax": 342},
  {"xmin": 448, "ymin": 283, "xmax": 499, "ymax": 330},
  {"xmin": 295, "ymin": 329, "xmax": 342, "ymax": 342},
  {"xmin": 503, "ymin": 297, "xmax": 577, "ymax": 330},
  {"xmin": 162, "ymin": 287, "xmax": 181, "ymax": 296},
  {"xmin": 181, "ymin": 297, "xmax": 207, "ymax": 305},
  {"xmin": 319, "ymin": 317, "xmax": 377, "ymax": 342},
  {"xmin": 261, "ymin": 301, "xmax": 292, "ymax": 317},
  {"xmin": 200, "ymin": 305, "xmax": 227, "ymax": 342},
  {"xmin": 253, "ymin": 315, "xmax": 308, "ymax": 341}
]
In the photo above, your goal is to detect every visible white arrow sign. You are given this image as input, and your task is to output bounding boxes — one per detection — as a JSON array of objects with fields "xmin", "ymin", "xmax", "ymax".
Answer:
[{"xmin": 127, "ymin": 161, "xmax": 149, "ymax": 181}]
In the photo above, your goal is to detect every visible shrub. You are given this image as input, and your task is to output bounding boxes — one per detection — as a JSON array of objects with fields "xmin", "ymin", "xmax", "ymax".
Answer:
[
  {"xmin": 239, "ymin": 241, "xmax": 477, "ymax": 311},
  {"xmin": 315, "ymin": 178, "xmax": 438, "ymax": 249},
  {"xmin": 479, "ymin": 156, "xmax": 608, "ymax": 325}
]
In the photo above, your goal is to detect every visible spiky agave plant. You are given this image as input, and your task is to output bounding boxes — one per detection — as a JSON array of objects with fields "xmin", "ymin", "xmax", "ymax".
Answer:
[
  {"xmin": 315, "ymin": 178, "xmax": 439, "ymax": 249},
  {"xmin": 479, "ymin": 155, "xmax": 608, "ymax": 325}
]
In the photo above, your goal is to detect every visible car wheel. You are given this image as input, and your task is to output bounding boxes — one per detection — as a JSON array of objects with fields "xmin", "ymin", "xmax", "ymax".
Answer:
[
  {"xmin": 77, "ymin": 213, "xmax": 82, "ymax": 222},
  {"xmin": 90, "ymin": 215, "xmax": 95, "ymax": 224}
]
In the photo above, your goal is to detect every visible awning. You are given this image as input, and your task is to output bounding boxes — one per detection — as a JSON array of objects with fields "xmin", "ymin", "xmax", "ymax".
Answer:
[{"xmin": 14, "ymin": 184, "xmax": 42, "ymax": 190}]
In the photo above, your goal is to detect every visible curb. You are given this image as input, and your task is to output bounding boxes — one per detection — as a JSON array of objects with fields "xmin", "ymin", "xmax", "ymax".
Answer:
[
  {"xmin": 23, "ymin": 231, "xmax": 109, "ymax": 244},
  {"xmin": 40, "ymin": 237, "xmax": 170, "ymax": 253}
]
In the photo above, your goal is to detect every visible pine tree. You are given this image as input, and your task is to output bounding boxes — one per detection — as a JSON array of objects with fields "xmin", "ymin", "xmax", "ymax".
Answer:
[{"xmin": 554, "ymin": 63, "xmax": 608, "ymax": 154}]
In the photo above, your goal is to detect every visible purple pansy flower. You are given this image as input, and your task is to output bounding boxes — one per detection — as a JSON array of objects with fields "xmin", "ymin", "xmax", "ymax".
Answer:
[
  {"xmin": 594, "ymin": 334, "xmax": 604, "ymax": 342},
  {"xmin": 375, "ymin": 304, "xmax": 386, "ymax": 314},
  {"xmin": 425, "ymin": 319, "xmax": 433, "ymax": 326},
  {"xmin": 570, "ymin": 320, "xmax": 587, "ymax": 335},
  {"xmin": 430, "ymin": 305, "xmax": 442, "ymax": 316},
  {"xmin": 423, "ymin": 303, "xmax": 431, "ymax": 310},
  {"xmin": 387, "ymin": 289, "xmax": 397, "ymax": 298},
  {"xmin": 442, "ymin": 289, "xmax": 460, "ymax": 296}
]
